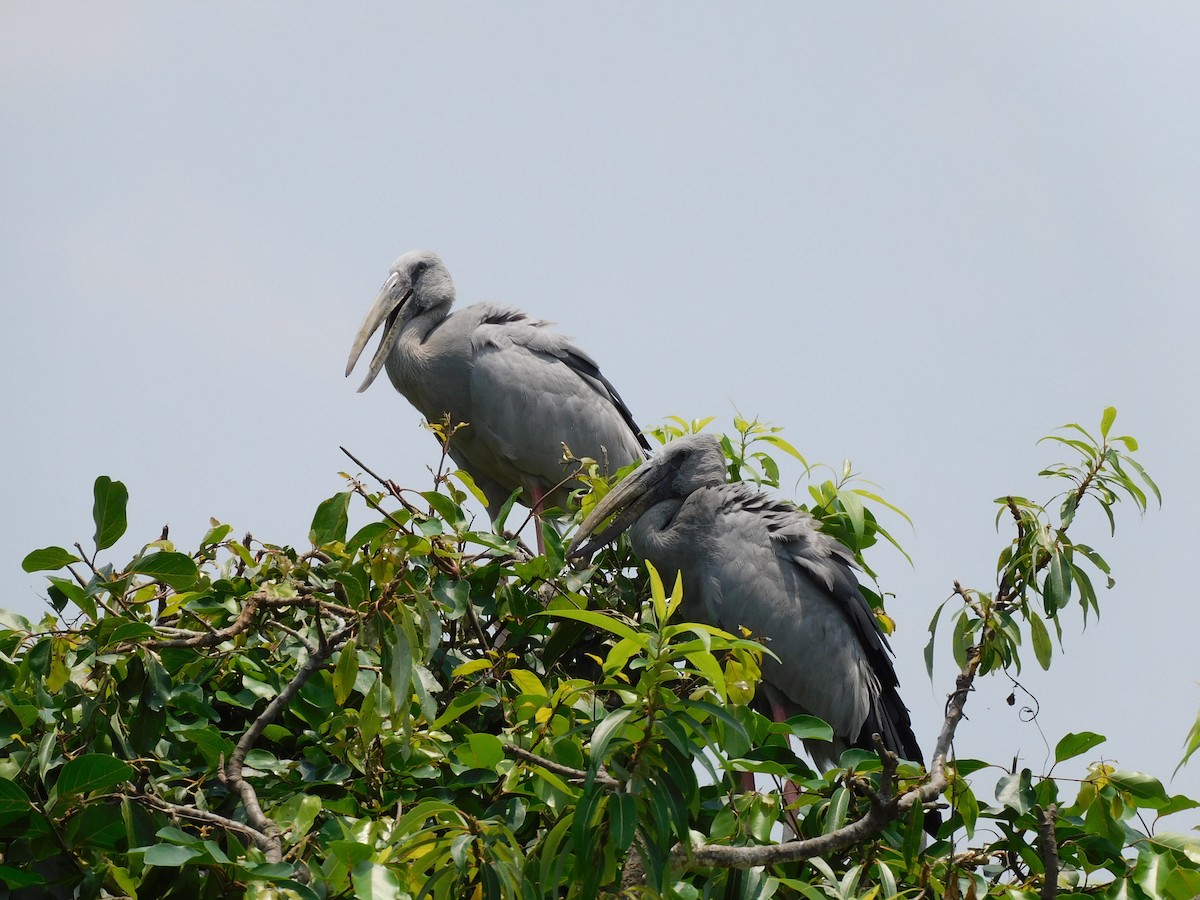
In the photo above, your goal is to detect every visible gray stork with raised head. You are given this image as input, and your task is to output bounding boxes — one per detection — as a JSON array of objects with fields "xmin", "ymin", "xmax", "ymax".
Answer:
[
  {"xmin": 568, "ymin": 433, "xmax": 923, "ymax": 770},
  {"xmin": 347, "ymin": 251, "xmax": 650, "ymax": 550}
]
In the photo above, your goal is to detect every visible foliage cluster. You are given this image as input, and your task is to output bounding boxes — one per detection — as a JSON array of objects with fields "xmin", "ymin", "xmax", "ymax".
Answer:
[{"xmin": 0, "ymin": 410, "xmax": 1194, "ymax": 899}]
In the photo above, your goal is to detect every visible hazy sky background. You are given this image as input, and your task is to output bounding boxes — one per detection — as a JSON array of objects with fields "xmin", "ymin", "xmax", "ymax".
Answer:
[{"xmin": 4, "ymin": 6, "xmax": 1198, "ymax": 830}]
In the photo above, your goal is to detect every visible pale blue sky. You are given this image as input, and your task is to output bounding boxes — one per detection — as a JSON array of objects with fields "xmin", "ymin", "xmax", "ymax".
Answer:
[{"xmin": 4, "ymin": 5, "xmax": 1198, "ymax": 823}]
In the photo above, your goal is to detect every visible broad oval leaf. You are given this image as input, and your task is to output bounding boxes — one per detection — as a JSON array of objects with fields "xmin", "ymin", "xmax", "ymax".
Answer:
[
  {"xmin": 92, "ymin": 476, "xmax": 129, "ymax": 551},
  {"xmin": 21, "ymin": 546, "xmax": 81, "ymax": 573},
  {"xmin": 0, "ymin": 779, "xmax": 32, "ymax": 827},
  {"xmin": 129, "ymin": 552, "xmax": 199, "ymax": 590},
  {"xmin": 56, "ymin": 754, "xmax": 135, "ymax": 798},
  {"xmin": 350, "ymin": 860, "xmax": 404, "ymax": 900},
  {"xmin": 1055, "ymin": 731, "xmax": 1106, "ymax": 764},
  {"xmin": 309, "ymin": 491, "xmax": 351, "ymax": 546},
  {"xmin": 143, "ymin": 843, "xmax": 202, "ymax": 866}
]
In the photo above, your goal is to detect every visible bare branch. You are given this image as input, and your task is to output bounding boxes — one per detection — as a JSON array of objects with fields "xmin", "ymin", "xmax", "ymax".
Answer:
[
  {"xmin": 1039, "ymin": 804, "xmax": 1059, "ymax": 900},
  {"xmin": 504, "ymin": 743, "xmax": 621, "ymax": 790},
  {"xmin": 145, "ymin": 593, "xmax": 263, "ymax": 649},
  {"xmin": 224, "ymin": 618, "xmax": 358, "ymax": 862},
  {"xmin": 130, "ymin": 790, "xmax": 276, "ymax": 855}
]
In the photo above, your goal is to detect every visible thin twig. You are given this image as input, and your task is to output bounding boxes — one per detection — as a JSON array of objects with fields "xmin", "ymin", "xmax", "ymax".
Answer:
[
  {"xmin": 504, "ymin": 744, "xmax": 621, "ymax": 790},
  {"xmin": 130, "ymin": 790, "xmax": 276, "ymax": 854}
]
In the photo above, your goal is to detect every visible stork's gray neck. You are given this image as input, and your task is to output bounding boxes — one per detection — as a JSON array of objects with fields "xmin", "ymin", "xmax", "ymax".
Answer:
[
  {"xmin": 630, "ymin": 498, "xmax": 688, "ymax": 564},
  {"xmin": 385, "ymin": 305, "xmax": 450, "ymax": 401}
]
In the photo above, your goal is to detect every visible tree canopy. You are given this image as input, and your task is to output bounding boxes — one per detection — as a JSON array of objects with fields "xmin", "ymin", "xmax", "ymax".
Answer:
[{"xmin": 2, "ymin": 408, "xmax": 1193, "ymax": 899}]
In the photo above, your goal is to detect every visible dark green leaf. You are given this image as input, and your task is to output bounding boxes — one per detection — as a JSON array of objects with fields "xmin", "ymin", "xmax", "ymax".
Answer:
[
  {"xmin": 424, "ymin": 491, "xmax": 468, "ymax": 531},
  {"xmin": 56, "ymin": 753, "xmax": 135, "ymax": 798},
  {"xmin": 432, "ymin": 686, "xmax": 493, "ymax": 729},
  {"xmin": 1029, "ymin": 610, "xmax": 1052, "ymax": 670},
  {"xmin": 92, "ymin": 475, "xmax": 129, "ymax": 551},
  {"xmin": 21, "ymin": 546, "xmax": 81, "ymax": 572},
  {"xmin": 1044, "ymin": 550, "xmax": 1071, "ymax": 616},
  {"xmin": 610, "ymin": 792, "xmax": 637, "ymax": 851},
  {"xmin": 346, "ymin": 521, "xmax": 393, "ymax": 549},
  {"xmin": 309, "ymin": 491, "xmax": 351, "ymax": 545},
  {"xmin": 0, "ymin": 778, "xmax": 32, "ymax": 827},
  {"xmin": 0, "ymin": 865, "xmax": 44, "ymax": 889},
  {"xmin": 1055, "ymin": 732, "xmax": 1106, "ymax": 764},
  {"xmin": 143, "ymin": 843, "xmax": 201, "ymax": 866},
  {"xmin": 130, "ymin": 552, "xmax": 199, "ymax": 590},
  {"xmin": 995, "ymin": 769, "xmax": 1035, "ymax": 815},
  {"xmin": 1109, "ymin": 770, "xmax": 1171, "ymax": 808}
]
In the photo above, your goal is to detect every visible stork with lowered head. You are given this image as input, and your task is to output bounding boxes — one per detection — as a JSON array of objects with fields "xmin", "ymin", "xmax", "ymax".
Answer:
[{"xmin": 568, "ymin": 433, "xmax": 923, "ymax": 771}]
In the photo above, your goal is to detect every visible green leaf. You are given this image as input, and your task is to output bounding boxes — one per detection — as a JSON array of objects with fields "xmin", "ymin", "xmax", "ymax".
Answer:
[
  {"xmin": 347, "ymin": 520, "xmax": 394, "ymax": 549},
  {"xmin": 0, "ymin": 779, "xmax": 32, "ymax": 827},
  {"xmin": 56, "ymin": 753, "xmax": 135, "ymax": 798},
  {"xmin": 782, "ymin": 715, "xmax": 834, "ymax": 743},
  {"xmin": 1044, "ymin": 550, "xmax": 1071, "ymax": 616},
  {"xmin": 924, "ymin": 598, "xmax": 948, "ymax": 679},
  {"xmin": 508, "ymin": 668, "xmax": 547, "ymax": 699},
  {"xmin": 1122, "ymin": 454, "xmax": 1162, "ymax": 507},
  {"xmin": 824, "ymin": 786, "xmax": 850, "ymax": 833},
  {"xmin": 1178, "ymin": 705, "xmax": 1200, "ymax": 775},
  {"xmin": 610, "ymin": 791, "xmax": 637, "ymax": 851},
  {"xmin": 92, "ymin": 475, "xmax": 129, "ymax": 551},
  {"xmin": 350, "ymin": 860, "xmax": 404, "ymax": 900},
  {"xmin": 432, "ymin": 686, "xmax": 493, "ymax": 729},
  {"xmin": 1108, "ymin": 770, "xmax": 1171, "ymax": 808},
  {"xmin": 0, "ymin": 865, "xmax": 44, "ymax": 889},
  {"xmin": 535, "ymin": 608, "xmax": 642, "ymax": 643},
  {"xmin": 836, "ymin": 489, "xmax": 866, "ymax": 541},
  {"xmin": 956, "ymin": 781, "xmax": 979, "ymax": 838},
  {"xmin": 995, "ymin": 769, "xmax": 1035, "ymax": 815},
  {"xmin": 21, "ymin": 546, "xmax": 81, "ymax": 572},
  {"xmin": 1029, "ymin": 610, "xmax": 1052, "ymax": 670},
  {"xmin": 449, "ymin": 469, "xmax": 490, "ymax": 508},
  {"xmin": 460, "ymin": 733, "xmax": 504, "ymax": 770},
  {"xmin": 589, "ymin": 708, "xmax": 635, "ymax": 765},
  {"xmin": 1148, "ymin": 831, "xmax": 1200, "ymax": 865},
  {"xmin": 1054, "ymin": 731, "xmax": 1106, "ymax": 764},
  {"xmin": 142, "ymin": 843, "xmax": 202, "ymax": 866},
  {"xmin": 333, "ymin": 638, "xmax": 359, "ymax": 706},
  {"xmin": 424, "ymin": 490, "xmax": 467, "ymax": 531},
  {"xmin": 129, "ymin": 552, "xmax": 199, "ymax": 590},
  {"xmin": 1100, "ymin": 406, "xmax": 1117, "ymax": 439},
  {"xmin": 310, "ymin": 491, "xmax": 351, "ymax": 545}
]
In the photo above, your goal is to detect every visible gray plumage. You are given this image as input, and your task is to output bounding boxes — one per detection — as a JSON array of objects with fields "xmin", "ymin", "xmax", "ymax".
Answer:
[
  {"xmin": 346, "ymin": 250, "xmax": 650, "ymax": 512},
  {"xmin": 568, "ymin": 433, "xmax": 922, "ymax": 769}
]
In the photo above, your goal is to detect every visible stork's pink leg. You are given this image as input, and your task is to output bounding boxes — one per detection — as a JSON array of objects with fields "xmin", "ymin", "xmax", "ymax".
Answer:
[
  {"xmin": 770, "ymin": 696, "xmax": 803, "ymax": 830},
  {"xmin": 529, "ymin": 484, "xmax": 547, "ymax": 556}
]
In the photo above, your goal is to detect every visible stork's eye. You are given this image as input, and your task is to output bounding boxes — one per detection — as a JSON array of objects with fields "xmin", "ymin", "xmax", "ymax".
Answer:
[{"xmin": 411, "ymin": 260, "xmax": 429, "ymax": 280}]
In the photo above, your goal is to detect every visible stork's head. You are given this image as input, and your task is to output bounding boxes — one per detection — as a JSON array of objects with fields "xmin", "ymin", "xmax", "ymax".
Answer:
[
  {"xmin": 345, "ymin": 250, "xmax": 455, "ymax": 391},
  {"xmin": 567, "ymin": 433, "xmax": 727, "ymax": 560}
]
